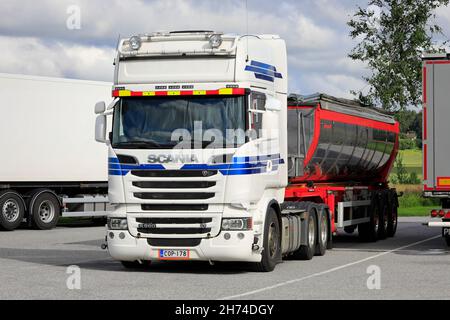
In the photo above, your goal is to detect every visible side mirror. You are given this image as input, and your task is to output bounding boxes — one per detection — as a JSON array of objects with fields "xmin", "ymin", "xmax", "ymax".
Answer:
[
  {"xmin": 95, "ymin": 115, "xmax": 107, "ymax": 143},
  {"xmin": 265, "ymin": 97, "xmax": 281, "ymax": 111},
  {"xmin": 95, "ymin": 101, "xmax": 106, "ymax": 114}
]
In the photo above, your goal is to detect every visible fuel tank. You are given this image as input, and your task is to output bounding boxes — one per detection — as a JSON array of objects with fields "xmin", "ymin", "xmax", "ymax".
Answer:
[{"xmin": 287, "ymin": 93, "xmax": 399, "ymax": 184}]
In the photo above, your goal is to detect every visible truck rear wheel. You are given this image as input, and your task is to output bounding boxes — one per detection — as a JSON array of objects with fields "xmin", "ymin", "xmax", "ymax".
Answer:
[
  {"xmin": 254, "ymin": 207, "xmax": 281, "ymax": 272},
  {"xmin": 296, "ymin": 210, "xmax": 316, "ymax": 260},
  {"xmin": 30, "ymin": 191, "xmax": 60, "ymax": 230},
  {"xmin": 0, "ymin": 190, "xmax": 25, "ymax": 231},
  {"xmin": 315, "ymin": 208, "xmax": 328, "ymax": 256}
]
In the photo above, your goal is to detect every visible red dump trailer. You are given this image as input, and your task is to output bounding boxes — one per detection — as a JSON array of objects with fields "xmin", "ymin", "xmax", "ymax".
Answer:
[{"xmin": 284, "ymin": 94, "xmax": 400, "ymax": 241}]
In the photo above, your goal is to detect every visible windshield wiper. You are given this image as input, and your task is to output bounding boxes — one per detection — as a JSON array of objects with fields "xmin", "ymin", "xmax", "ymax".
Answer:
[{"xmin": 113, "ymin": 140, "xmax": 175, "ymax": 149}]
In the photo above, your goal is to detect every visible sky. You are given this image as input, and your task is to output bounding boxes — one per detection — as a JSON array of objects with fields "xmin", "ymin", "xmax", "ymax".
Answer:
[{"xmin": 1, "ymin": 0, "xmax": 450, "ymax": 99}]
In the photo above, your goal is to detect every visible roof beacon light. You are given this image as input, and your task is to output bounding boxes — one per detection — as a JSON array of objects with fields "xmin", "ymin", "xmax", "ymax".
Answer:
[
  {"xmin": 209, "ymin": 34, "xmax": 222, "ymax": 48},
  {"xmin": 129, "ymin": 36, "xmax": 142, "ymax": 50}
]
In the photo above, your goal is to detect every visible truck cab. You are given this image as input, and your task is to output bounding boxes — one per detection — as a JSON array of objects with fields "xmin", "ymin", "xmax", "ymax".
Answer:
[{"xmin": 95, "ymin": 31, "xmax": 289, "ymax": 270}]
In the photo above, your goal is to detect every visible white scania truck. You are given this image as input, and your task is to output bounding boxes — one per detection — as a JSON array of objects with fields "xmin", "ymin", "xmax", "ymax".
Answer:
[{"xmin": 96, "ymin": 31, "xmax": 399, "ymax": 271}]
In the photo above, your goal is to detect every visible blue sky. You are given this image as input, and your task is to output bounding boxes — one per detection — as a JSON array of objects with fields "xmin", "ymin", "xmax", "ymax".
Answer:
[{"xmin": 1, "ymin": 0, "xmax": 449, "ymax": 98}]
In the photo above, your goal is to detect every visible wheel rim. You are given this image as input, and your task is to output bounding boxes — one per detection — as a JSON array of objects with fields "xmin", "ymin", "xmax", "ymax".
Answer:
[
  {"xmin": 268, "ymin": 222, "xmax": 278, "ymax": 258},
  {"xmin": 38, "ymin": 200, "xmax": 55, "ymax": 223},
  {"xmin": 308, "ymin": 216, "xmax": 315, "ymax": 247},
  {"xmin": 392, "ymin": 208, "xmax": 398, "ymax": 229},
  {"xmin": 2, "ymin": 199, "xmax": 20, "ymax": 222},
  {"xmin": 321, "ymin": 214, "xmax": 328, "ymax": 245},
  {"xmin": 373, "ymin": 208, "xmax": 379, "ymax": 233}
]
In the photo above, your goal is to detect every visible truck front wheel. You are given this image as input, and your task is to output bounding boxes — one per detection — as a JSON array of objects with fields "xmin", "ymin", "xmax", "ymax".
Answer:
[
  {"xmin": 254, "ymin": 207, "xmax": 281, "ymax": 272},
  {"xmin": 0, "ymin": 190, "xmax": 25, "ymax": 231},
  {"xmin": 30, "ymin": 191, "xmax": 61, "ymax": 230}
]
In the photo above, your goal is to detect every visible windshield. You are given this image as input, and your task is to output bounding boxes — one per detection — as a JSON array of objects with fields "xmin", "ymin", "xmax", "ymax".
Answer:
[{"xmin": 112, "ymin": 96, "xmax": 246, "ymax": 149}]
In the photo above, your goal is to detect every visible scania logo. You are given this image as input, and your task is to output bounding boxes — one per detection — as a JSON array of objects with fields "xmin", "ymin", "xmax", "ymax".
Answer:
[{"xmin": 148, "ymin": 154, "xmax": 199, "ymax": 164}]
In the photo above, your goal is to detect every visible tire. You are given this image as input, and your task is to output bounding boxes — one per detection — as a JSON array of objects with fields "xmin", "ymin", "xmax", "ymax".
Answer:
[
  {"xmin": 296, "ymin": 210, "xmax": 316, "ymax": 260},
  {"xmin": 254, "ymin": 207, "xmax": 281, "ymax": 272},
  {"xmin": 359, "ymin": 195, "xmax": 380, "ymax": 242},
  {"xmin": 315, "ymin": 208, "xmax": 328, "ymax": 256},
  {"xmin": 121, "ymin": 260, "xmax": 152, "ymax": 269},
  {"xmin": 344, "ymin": 226, "xmax": 357, "ymax": 234},
  {"xmin": 377, "ymin": 194, "xmax": 388, "ymax": 240},
  {"xmin": 0, "ymin": 190, "xmax": 26, "ymax": 231},
  {"xmin": 30, "ymin": 191, "xmax": 60, "ymax": 230},
  {"xmin": 386, "ymin": 192, "xmax": 398, "ymax": 237}
]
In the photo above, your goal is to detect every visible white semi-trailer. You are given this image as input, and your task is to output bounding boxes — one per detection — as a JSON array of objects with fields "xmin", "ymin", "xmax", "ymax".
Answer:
[
  {"xmin": 96, "ymin": 31, "xmax": 399, "ymax": 271},
  {"xmin": 0, "ymin": 73, "xmax": 111, "ymax": 230}
]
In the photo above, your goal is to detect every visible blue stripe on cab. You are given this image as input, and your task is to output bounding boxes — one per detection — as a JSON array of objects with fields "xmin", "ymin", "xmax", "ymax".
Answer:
[{"xmin": 250, "ymin": 60, "xmax": 277, "ymax": 71}]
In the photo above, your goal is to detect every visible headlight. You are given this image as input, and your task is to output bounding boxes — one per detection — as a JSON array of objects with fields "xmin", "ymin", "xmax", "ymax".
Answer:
[
  {"xmin": 222, "ymin": 218, "xmax": 252, "ymax": 231},
  {"xmin": 209, "ymin": 34, "xmax": 222, "ymax": 48},
  {"xmin": 107, "ymin": 217, "xmax": 128, "ymax": 230},
  {"xmin": 129, "ymin": 35, "xmax": 142, "ymax": 50}
]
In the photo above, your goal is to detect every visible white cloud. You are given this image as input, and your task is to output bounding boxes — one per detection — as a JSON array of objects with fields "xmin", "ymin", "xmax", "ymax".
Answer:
[{"xmin": 0, "ymin": 36, "xmax": 114, "ymax": 81}]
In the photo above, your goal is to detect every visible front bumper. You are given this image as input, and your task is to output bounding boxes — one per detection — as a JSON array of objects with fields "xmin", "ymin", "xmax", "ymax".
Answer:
[{"xmin": 106, "ymin": 229, "xmax": 261, "ymax": 263}]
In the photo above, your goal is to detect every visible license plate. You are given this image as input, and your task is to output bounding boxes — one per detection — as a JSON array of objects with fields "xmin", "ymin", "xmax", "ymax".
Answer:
[{"xmin": 158, "ymin": 249, "xmax": 190, "ymax": 260}]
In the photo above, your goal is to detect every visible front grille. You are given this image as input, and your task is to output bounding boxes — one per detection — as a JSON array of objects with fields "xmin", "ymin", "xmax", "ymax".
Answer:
[
  {"xmin": 131, "ymin": 170, "xmax": 217, "ymax": 178},
  {"xmin": 147, "ymin": 238, "xmax": 202, "ymax": 247},
  {"xmin": 137, "ymin": 227, "xmax": 211, "ymax": 234},
  {"xmin": 134, "ymin": 192, "xmax": 215, "ymax": 200},
  {"xmin": 141, "ymin": 204, "xmax": 209, "ymax": 211},
  {"xmin": 133, "ymin": 181, "xmax": 216, "ymax": 189},
  {"xmin": 136, "ymin": 217, "xmax": 213, "ymax": 235},
  {"xmin": 136, "ymin": 217, "xmax": 212, "ymax": 224}
]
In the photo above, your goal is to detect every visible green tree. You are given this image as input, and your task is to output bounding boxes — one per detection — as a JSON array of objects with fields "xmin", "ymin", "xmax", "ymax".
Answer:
[{"xmin": 348, "ymin": 0, "xmax": 449, "ymax": 111}]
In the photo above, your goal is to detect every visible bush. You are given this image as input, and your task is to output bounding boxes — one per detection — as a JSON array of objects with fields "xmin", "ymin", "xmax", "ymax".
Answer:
[
  {"xmin": 415, "ymin": 138, "xmax": 422, "ymax": 149},
  {"xmin": 399, "ymin": 138, "xmax": 416, "ymax": 150},
  {"xmin": 398, "ymin": 191, "xmax": 440, "ymax": 208}
]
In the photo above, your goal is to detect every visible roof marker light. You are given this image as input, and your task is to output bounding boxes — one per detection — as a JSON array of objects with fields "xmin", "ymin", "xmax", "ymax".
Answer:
[
  {"xmin": 209, "ymin": 34, "xmax": 222, "ymax": 48},
  {"xmin": 129, "ymin": 36, "xmax": 142, "ymax": 50}
]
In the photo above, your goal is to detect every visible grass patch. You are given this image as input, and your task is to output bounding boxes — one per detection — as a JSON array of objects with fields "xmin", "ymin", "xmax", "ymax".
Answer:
[
  {"xmin": 399, "ymin": 149, "xmax": 422, "ymax": 167},
  {"xmin": 398, "ymin": 206, "xmax": 435, "ymax": 217}
]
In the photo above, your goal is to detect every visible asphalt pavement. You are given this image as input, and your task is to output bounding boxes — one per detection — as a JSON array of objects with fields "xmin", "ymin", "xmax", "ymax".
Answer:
[{"xmin": 0, "ymin": 217, "xmax": 448, "ymax": 300}]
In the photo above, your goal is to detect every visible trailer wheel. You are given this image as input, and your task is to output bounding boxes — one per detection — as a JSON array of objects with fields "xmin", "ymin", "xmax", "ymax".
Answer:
[
  {"xmin": 0, "ymin": 190, "xmax": 25, "ymax": 231},
  {"xmin": 359, "ymin": 196, "xmax": 380, "ymax": 242},
  {"xmin": 377, "ymin": 196, "xmax": 388, "ymax": 240},
  {"xmin": 386, "ymin": 193, "xmax": 398, "ymax": 237},
  {"xmin": 30, "ymin": 192, "xmax": 60, "ymax": 230},
  {"xmin": 296, "ymin": 210, "xmax": 317, "ymax": 260},
  {"xmin": 315, "ymin": 208, "xmax": 328, "ymax": 256},
  {"xmin": 254, "ymin": 207, "xmax": 281, "ymax": 272}
]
